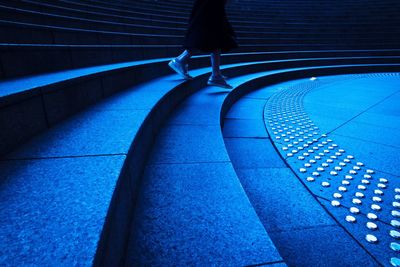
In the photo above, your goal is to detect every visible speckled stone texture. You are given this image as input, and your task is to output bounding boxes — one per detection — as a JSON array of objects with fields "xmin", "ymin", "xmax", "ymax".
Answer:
[
  {"xmin": 126, "ymin": 162, "xmax": 282, "ymax": 266},
  {"xmin": 0, "ymin": 156, "xmax": 125, "ymax": 265},
  {"xmin": 126, "ymin": 73, "xmax": 286, "ymax": 266},
  {"xmin": 0, "ymin": 68, "xmax": 211, "ymax": 266}
]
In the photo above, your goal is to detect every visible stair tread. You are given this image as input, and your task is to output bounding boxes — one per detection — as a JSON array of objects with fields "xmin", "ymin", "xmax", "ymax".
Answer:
[{"xmin": 126, "ymin": 70, "xmax": 288, "ymax": 266}]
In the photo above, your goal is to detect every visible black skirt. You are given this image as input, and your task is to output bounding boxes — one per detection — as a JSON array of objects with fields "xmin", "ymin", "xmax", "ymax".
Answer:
[{"xmin": 183, "ymin": 0, "xmax": 238, "ymax": 53}]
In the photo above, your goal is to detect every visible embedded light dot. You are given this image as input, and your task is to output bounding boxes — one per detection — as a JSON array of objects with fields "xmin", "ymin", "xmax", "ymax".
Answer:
[
  {"xmin": 390, "ymin": 257, "xmax": 400, "ymax": 267},
  {"xmin": 378, "ymin": 183, "xmax": 387, "ymax": 189},
  {"xmin": 391, "ymin": 220, "xmax": 400, "ymax": 228},
  {"xmin": 333, "ymin": 193, "xmax": 342, "ymax": 199},
  {"xmin": 322, "ymin": 182, "xmax": 330, "ymax": 187},
  {"xmin": 350, "ymin": 207, "xmax": 360, "ymax": 214},
  {"xmin": 306, "ymin": 177, "xmax": 315, "ymax": 182},
  {"xmin": 392, "ymin": 210, "xmax": 400, "ymax": 218},
  {"xmin": 391, "ymin": 243, "xmax": 400, "ymax": 252},
  {"xmin": 366, "ymin": 222, "xmax": 378, "ymax": 230},
  {"xmin": 345, "ymin": 215, "xmax": 356, "ymax": 223},
  {"xmin": 390, "ymin": 230, "xmax": 400, "ymax": 239},
  {"xmin": 372, "ymin": 196, "xmax": 382, "ymax": 202},
  {"xmin": 371, "ymin": 204, "xmax": 381, "ymax": 211},
  {"xmin": 366, "ymin": 234, "xmax": 378, "ymax": 243},
  {"xmin": 355, "ymin": 192, "xmax": 364, "ymax": 198}
]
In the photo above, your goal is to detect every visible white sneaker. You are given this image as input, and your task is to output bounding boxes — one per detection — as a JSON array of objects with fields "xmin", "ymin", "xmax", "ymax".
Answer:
[
  {"xmin": 168, "ymin": 59, "xmax": 193, "ymax": 80},
  {"xmin": 207, "ymin": 75, "xmax": 233, "ymax": 89}
]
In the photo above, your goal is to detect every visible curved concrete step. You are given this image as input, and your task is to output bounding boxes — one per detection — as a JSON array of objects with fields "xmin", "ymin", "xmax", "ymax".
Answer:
[
  {"xmin": 69, "ymin": 0, "xmax": 400, "ymax": 21},
  {"xmin": 221, "ymin": 84, "xmax": 378, "ymax": 266},
  {"xmin": 0, "ymin": 60, "xmax": 212, "ymax": 267},
  {"xmin": 221, "ymin": 69, "xmax": 400, "ymax": 266},
  {"xmin": 1, "ymin": 14, "xmax": 397, "ymax": 48},
  {"xmin": 2, "ymin": 52, "xmax": 399, "ymax": 156},
  {"xmin": 1, "ymin": 56, "xmax": 398, "ymax": 266},
  {"xmin": 2, "ymin": 43, "xmax": 400, "ymax": 80},
  {"xmin": 126, "ymin": 62, "xmax": 400, "ymax": 265},
  {"xmin": 0, "ymin": 19, "xmax": 184, "ymax": 45},
  {"xmin": 0, "ymin": 3, "xmax": 186, "ymax": 35},
  {"xmin": 4, "ymin": 0, "xmax": 399, "ymax": 33},
  {"xmin": 2, "ymin": 4, "xmax": 397, "ymax": 40},
  {"xmin": 3, "ymin": 1, "xmax": 393, "ymax": 37}
]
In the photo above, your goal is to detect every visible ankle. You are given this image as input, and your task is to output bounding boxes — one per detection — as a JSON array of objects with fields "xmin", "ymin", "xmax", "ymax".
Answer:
[{"xmin": 211, "ymin": 73, "xmax": 223, "ymax": 79}]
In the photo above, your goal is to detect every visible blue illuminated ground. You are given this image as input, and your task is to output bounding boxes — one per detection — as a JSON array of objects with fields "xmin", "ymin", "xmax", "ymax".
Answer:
[{"xmin": 224, "ymin": 73, "xmax": 400, "ymax": 266}]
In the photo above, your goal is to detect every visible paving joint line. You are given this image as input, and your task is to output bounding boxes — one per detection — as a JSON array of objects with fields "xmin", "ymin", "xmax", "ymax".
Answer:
[
  {"xmin": 245, "ymin": 260, "xmax": 286, "ymax": 267},
  {"xmin": 146, "ymin": 160, "xmax": 232, "ymax": 166},
  {"xmin": 224, "ymin": 136, "xmax": 269, "ymax": 140},
  {"xmin": 326, "ymin": 89, "xmax": 400, "ymax": 135},
  {"xmin": 268, "ymin": 223, "xmax": 339, "ymax": 234},
  {"xmin": 332, "ymin": 133, "xmax": 400, "ymax": 149},
  {"xmin": 0, "ymin": 153, "xmax": 127, "ymax": 162}
]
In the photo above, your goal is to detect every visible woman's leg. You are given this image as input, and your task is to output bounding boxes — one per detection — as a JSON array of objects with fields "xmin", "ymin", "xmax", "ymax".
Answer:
[
  {"xmin": 210, "ymin": 50, "xmax": 221, "ymax": 77},
  {"xmin": 208, "ymin": 50, "xmax": 232, "ymax": 88}
]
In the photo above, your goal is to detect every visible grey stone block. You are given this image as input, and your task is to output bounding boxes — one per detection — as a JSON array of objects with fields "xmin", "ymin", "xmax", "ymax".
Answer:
[
  {"xmin": 235, "ymin": 168, "xmax": 334, "ymax": 233},
  {"xmin": 109, "ymin": 46, "xmax": 147, "ymax": 62},
  {"xmin": 0, "ymin": 155, "xmax": 126, "ymax": 266},
  {"xmin": 69, "ymin": 47, "xmax": 113, "ymax": 69},
  {"xmin": 353, "ymin": 111, "xmax": 400, "ymax": 131},
  {"xmin": 97, "ymin": 32, "xmax": 131, "ymax": 45},
  {"xmin": 52, "ymin": 29, "xmax": 80, "ymax": 45},
  {"xmin": 368, "ymin": 90, "xmax": 400, "ymax": 117},
  {"xmin": 0, "ymin": 96, "xmax": 47, "ymax": 156},
  {"xmin": 0, "ymin": 46, "xmax": 73, "ymax": 79},
  {"xmin": 96, "ymin": 80, "xmax": 165, "ymax": 110},
  {"xmin": 224, "ymin": 138, "xmax": 286, "ymax": 168},
  {"xmin": 270, "ymin": 225, "xmax": 380, "ymax": 267},
  {"xmin": 127, "ymin": 162, "xmax": 282, "ymax": 266},
  {"xmin": 42, "ymin": 78, "xmax": 103, "ymax": 125},
  {"xmin": 168, "ymin": 86, "xmax": 230, "ymax": 125},
  {"xmin": 149, "ymin": 124, "xmax": 230, "ymax": 164},
  {"xmin": 0, "ymin": 23, "xmax": 53, "ymax": 44},
  {"xmin": 332, "ymin": 121, "xmax": 400, "ymax": 148},
  {"xmin": 5, "ymin": 109, "xmax": 148, "ymax": 159},
  {"xmin": 330, "ymin": 133, "xmax": 400, "ymax": 176},
  {"xmin": 223, "ymin": 118, "xmax": 269, "ymax": 138},
  {"xmin": 225, "ymin": 98, "xmax": 267, "ymax": 120}
]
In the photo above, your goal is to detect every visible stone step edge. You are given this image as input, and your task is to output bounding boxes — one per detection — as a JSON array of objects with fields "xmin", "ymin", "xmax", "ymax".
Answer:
[{"xmin": 96, "ymin": 60, "xmax": 400, "ymax": 265}]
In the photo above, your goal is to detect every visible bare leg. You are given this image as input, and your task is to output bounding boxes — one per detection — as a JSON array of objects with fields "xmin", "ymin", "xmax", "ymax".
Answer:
[
  {"xmin": 208, "ymin": 50, "xmax": 232, "ymax": 88},
  {"xmin": 210, "ymin": 50, "xmax": 222, "ymax": 77}
]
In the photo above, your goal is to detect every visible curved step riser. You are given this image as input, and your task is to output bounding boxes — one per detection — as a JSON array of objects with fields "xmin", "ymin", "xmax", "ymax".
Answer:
[
  {"xmin": 222, "ymin": 70, "xmax": 400, "ymax": 266},
  {"xmin": 99, "ymin": 61, "xmax": 400, "ymax": 265}
]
